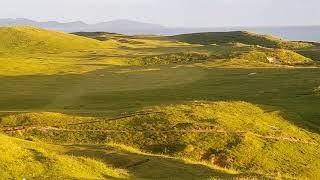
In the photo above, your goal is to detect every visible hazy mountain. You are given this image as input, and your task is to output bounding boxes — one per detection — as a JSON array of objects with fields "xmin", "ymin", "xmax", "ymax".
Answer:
[
  {"xmin": 0, "ymin": 18, "xmax": 167, "ymax": 34},
  {"xmin": 0, "ymin": 18, "xmax": 319, "ymax": 42},
  {"xmin": 0, "ymin": 18, "xmax": 88, "ymax": 32}
]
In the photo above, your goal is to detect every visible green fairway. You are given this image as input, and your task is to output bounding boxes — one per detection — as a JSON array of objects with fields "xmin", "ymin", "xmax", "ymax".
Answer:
[{"xmin": 1, "ymin": 26, "xmax": 320, "ymax": 179}]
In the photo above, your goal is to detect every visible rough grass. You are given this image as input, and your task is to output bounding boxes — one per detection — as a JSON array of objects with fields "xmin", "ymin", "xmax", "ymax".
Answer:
[
  {"xmin": 0, "ymin": 26, "xmax": 105, "ymax": 53},
  {"xmin": 2, "ymin": 101, "xmax": 320, "ymax": 178},
  {"xmin": 239, "ymin": 48, "xmax": 313, "ymax": 65},
  {"xmin": 0, "ymin": 134, "xmax": 127, "ymax": 179},
  {"xmin": 0, "ymin": 133, "xmax": 245, "ymax": 179},
  {"xmin": 131, "ymin": 52, "xmax": 210, "ymax": 65},
  {"xmin": 0, "ymin": 27, "xmax": 315, "ymax": 77},
  {"xmin": 170, "ymin": 31, "xmax": 313, "ymax": 49}
]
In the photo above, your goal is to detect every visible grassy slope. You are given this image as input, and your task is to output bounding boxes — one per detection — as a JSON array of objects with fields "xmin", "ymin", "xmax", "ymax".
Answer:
[
  {"xmin": 0, "ymin": 133, "xmax": 241, "ymax": 179},
  {"xmin": 1, "ymin": 101, "xmax": 320, "ymax": 178},
  {"xmin": 296, "ymin": 43, "xmax": 320, "ymax": 62},
  {"xmin": 0, "ymin": 27, "xmax": 314, "ymax": 77},
  {"xmin": 170, "ymin": 31, "xmax": 312, "ymax": 49},
  {"xmin": 74, "ymin": 31, "xmax": 313, "ymax": 65},
  {"xmin": 0, "ymin": 134, "xmax": 127, "ymax": 179},
  {"xmin": 0, "ymin": 27, "xmax": 129, "ymax": 75},
  {"xmin": 0, "ymin": 26, "xmax": 105, "ymax": 54}
]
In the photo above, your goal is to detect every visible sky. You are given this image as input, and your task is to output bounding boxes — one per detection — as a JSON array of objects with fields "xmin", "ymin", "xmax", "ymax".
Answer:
[{"xmin": 1, "ymin": 0, "xmax": 319, "ymax": 27}]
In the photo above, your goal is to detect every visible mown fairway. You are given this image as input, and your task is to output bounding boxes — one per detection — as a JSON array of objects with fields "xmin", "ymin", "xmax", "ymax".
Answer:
[{"xmin": 1, "ymin": 27, "xmax": 320, "ymax": 179}]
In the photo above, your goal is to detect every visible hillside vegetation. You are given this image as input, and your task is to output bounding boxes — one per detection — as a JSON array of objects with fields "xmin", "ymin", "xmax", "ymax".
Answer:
[
  {"xmin": 170, "ymin": 31, "xmax": 313, "ymax": 49},
  {"xmin": 0, "ymin": 133, "xmax": 244, "ymax": 179},
  {"xmin": 2, "ymin": 101, "xmax": 320, "ymax": 178},
  {"xmin": 0, "ymin": 26, "xmax": 103, "ymax": 54},
  {"xmin": 0, "ymin": 134, "xmax": 127, "ymax": 179},
  {"xmin": 74, "ymin": 30, "xmax": 315, "ymax": 66}
]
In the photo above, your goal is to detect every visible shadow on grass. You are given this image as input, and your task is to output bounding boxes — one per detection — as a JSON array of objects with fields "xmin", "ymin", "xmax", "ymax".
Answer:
[
  {"xmin": 64, "ymin": 144, "xmax": 243, "ymax": 179},
  {"xmin": 0, "ymin": 67, "xmax": 319, "ymax": 134}
]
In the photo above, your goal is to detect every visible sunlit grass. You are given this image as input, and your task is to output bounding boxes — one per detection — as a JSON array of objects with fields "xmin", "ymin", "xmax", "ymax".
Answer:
[{"xmin": 0, "ymin": 134, "xmax": 128, "ymax": 179}]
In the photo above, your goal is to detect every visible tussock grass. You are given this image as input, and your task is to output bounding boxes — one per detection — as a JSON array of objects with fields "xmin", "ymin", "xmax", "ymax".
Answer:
[
  {"xmin": 0, "ymin": 133, "xmax": 246, "ymax": 179},
  {"xmin": 2, "ymin": 101, "xmax": 320, "ymax": 178},
  {"xmin": 0, "ymin": 134, "xmax": 127, "ymax": 179},
  {"xmin": 0, "ymin": 26, "xmax": 104, "ymax": 53}
]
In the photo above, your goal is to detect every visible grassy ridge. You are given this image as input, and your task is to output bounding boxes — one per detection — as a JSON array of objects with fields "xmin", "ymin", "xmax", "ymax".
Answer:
[
  {"xmin": 0, "ymin": 133, "xmax": 243, "ymax": 179},
  {"xmin": 0, "ymin": 27, "xmax": 315, "ymax": 77},
  {"xmin": 0, "ymin": 134, "xmax": 127, "ymax": 179},
  {"xmin": 170, "ymin": 31, "xmax": 313, "ymax": 49},
  {"xmin": 2, "ymin": 101, "xmax": 320, "ymax": 178},
  {"xmin": 74, "ymin": 31, "xmax": 314, "ymax": 65},
  {"xmin": 0, "ymin": 26, "xmax": 105, "ymax": 54}
]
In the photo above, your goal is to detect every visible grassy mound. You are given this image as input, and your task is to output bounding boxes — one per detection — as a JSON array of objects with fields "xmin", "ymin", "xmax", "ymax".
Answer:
[
  {"xmin": 72, "ymin": 32, "xmax": 123, "ymax": 41},
  {"xmin": 170, "ymin": 31, "xmax": 313, "ymax": 49},
  {"xmin": 132, "ymin": 52, "xmax": 209, "ymax": 65},
  {"xmin": 129, "ymin": 45, "xmax": 312, "ymax": 66},
  {"xmin": 0, "ymin": 133, "xmax": 242, "ymax": 179},
  {"xmin": 0, "ymin": 134, "xmax": 127, "ymax": 179},
  {"xmin": 2, "ymin": 101, "xmax": 320, "ymax": 178},
  {"xmin": 0, "ymin": 26, "xmax": 103, "ymax": 53},
  {"xmin": 239, "ymin": 48, "xmax": 313, "ymax": 65},
  {"xmin": 296, "ymin": 43, "xmax": 320, "ymax": 62}
]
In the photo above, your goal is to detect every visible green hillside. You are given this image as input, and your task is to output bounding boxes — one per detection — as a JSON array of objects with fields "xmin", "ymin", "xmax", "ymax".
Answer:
[
  {"xmin": 2, "ymin": 101, "xmax": 320, "ymax": 178},
  {"xmin": 0, "ymin": 133, "xmax": 127, "ymax": 179},
  {"xmin": 0, "ymin": 133, "xmax": 243, "ymax": 179},
  {"xmin": 71, "ymin": 30, "xmax": 315, "ymax": 66},
  {"xmin": 170, "ymin": 31, "xmax": 313, "ymax": 49},
  {"xmin": 0, "ymin": 26, "xmax": 103, "ymax": 54},
  {"xmin": 131, "ymin": 45, "xmax": 312, "ymax": 66}
]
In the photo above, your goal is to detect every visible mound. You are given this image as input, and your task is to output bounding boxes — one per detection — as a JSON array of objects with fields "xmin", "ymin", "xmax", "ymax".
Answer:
[
  {"xmin": 239, "ymin": 48, "xmax": 313, "ymax": 65},
  {"xmin": 132, "ymin": 52, "xmax": 210, "ymax": 65},
  {"xmin": 2, "ymin": 101, "xmax": 320, "ymax": 178},
  {"xmin": 0, "ymin": 26, "xmax": 102, "ymax": 53},
  {"xmin": 0, "ymin": 134, "xmax": 126, "ymax": 179},
  {"xmin": 72, "ymin": 32, "xmax": 125, "ymax": 41},
  {"xmin": 0, "ymin": 133, "xmax": 238, "ymax": 179},
  {"xmin": 170, "ymin": 31, "xmax": 312, "ymax": 49}
]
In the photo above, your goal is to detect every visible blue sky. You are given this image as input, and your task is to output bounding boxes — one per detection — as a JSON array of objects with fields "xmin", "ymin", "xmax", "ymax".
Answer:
[{"xmin": 1, "ymin": 0, "xmax": 319, "ymax": 27}]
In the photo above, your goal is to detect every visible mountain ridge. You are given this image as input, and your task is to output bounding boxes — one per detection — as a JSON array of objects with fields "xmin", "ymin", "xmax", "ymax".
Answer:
[{"xmin": 1, "ymin": 18, "xmax": 320, "ymax": 41}]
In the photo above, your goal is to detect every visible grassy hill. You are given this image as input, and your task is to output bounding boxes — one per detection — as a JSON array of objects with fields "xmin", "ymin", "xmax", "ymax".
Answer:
[
  {"xmin": 0, "ymin": 26, "xmax": 103, "ymax": 54},
  {"xmin": 0, "ymin": 133, "xmax": 243, "ymax": 179},
  {"xmin": 131, "ymin": 45, "xmax": 313, "ymax": 66},
  {"xmin": 170, "ymin": 31, "xmax": 313, "ymax": 49},
  {"xmin": 72, "ymin": 31, "xmax": 313, "ymax": 66},
  {"xmin": 1, "ymin": 101, "xmax": 320, "ymax": 178},
  {"xmin": 0, "ymin": 133, "xmax": 127, "ymax": 179}
]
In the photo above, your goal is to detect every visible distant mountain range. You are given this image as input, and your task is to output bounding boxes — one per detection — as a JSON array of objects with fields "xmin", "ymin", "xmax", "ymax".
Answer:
[{"xmin": 1, "ymin": 18, "xmax": 320, "ymax": 42}]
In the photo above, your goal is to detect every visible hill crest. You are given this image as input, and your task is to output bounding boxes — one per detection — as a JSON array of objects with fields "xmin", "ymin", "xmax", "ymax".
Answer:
[{"xmin": 0, "ymin": 26, "xmax": 103, "ymax": 53}]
